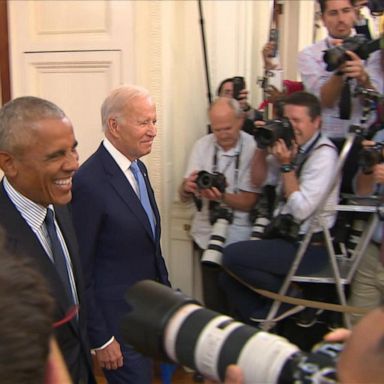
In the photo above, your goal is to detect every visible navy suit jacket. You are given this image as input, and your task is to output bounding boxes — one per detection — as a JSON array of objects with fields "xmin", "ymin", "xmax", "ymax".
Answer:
[
  {"xmin": 72, "ymin": 144, "xmax": 170, "ymax": 348},
  {"xmin": 0, "ymin": 181, "xmax": 95, "ymax": 384}
]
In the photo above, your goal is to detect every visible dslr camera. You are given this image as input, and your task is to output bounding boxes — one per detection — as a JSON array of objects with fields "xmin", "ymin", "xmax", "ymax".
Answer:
[
  {"xmin": 121, "ymin": 280, "xmax": 341, "ymax": 384},
  {"xmin": 196, "ymin": 171, "xmax": 226, "ymax": 193},
  {"xmin": 358, "ymin": 142, "xmax": 384, "ymax": 174},
  {"xmin": 367, "ymin": 0, "xmax": 384, "ymax": 15},
  {"xmin": 323, "ymin": 34, "xmax": 379, "ymax": 72},
  {"xmin": 253, "ymin": 117, "xmax": 295, "ymax": 149},
  {"xmin": 263, "ymin": 213, "xmax": 301, "ymax": 242}
]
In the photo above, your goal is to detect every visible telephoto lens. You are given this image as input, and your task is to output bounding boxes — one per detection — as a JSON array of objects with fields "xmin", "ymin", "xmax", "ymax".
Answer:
[{"xmin": 121, "ymin": 280, "xmax": 342, "ymax": 384}]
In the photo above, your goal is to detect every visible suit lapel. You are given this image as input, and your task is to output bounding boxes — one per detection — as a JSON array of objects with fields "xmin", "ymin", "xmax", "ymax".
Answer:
[
  {"xmin": 98, "ymin": 145, "xmax": 156, "ymax": 241},
  {"xmin": 0, "ymin": 183, "xmax": 80, "ymax": 334}
]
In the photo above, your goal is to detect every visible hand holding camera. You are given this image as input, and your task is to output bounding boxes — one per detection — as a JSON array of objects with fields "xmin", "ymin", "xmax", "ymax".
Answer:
[
  {"xmin": 271, "ymin": 138, "xmax": 298, "ymax": 166},
  {"xmin": 196, "ymin": 170, "xmax": 227, "ymax": 202}
]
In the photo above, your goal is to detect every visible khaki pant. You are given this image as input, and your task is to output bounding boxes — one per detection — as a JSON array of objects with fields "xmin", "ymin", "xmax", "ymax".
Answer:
[{"xmin": 349, "ymin": 242, "xmax": 384, "ymax": 325}]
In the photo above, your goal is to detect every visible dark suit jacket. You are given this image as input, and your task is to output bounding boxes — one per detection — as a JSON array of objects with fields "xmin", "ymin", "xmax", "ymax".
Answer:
[
  {"xmin": 0, "ymin": 181, "xmax": 95, "ymax": 384},
  {"xmin": 71, "ymin": 144, "xmax": 170, "ymax": 348}
]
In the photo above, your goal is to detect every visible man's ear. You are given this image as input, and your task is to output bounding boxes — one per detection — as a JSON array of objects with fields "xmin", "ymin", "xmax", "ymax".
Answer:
[
  {"xmin": 107, "ymin": 117, "xmax": 120, "ymax": 138},
  {"xmin": 0, "ymin": 151, "xmax": 18, "ymax": 178}
]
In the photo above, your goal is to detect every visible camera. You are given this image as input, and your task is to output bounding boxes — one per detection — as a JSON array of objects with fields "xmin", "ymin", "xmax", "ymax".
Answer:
[
  {"xmin": 354, "ymin": 85, "xmax": 383, "ymax": 101},
  {"xmin": 196, "ymin": 171, "xmax": 226, "ymax": 193},
  {"xmin": 263, "ymin": 213, "xmax": 301, "ymax": 242},
  {"xmin": 121, "ymin": 280, "xmax": 341, "ymax": 384},
  {"xmin": 358, "ymin": 142, "xmax": 384, "ymax": 174},
  {"xmin": 367, "ymin": 0, "xmax": 384, "ymax": 15},
  {"xmin": 253, "ymin": 118, "xmax": 295, "ymax": 149},
  {"xmin": 233, "ymin": 76, "xmax": 245, "ymax": 100},
  {"xmin": 202, "ymin": 206, "xmax": 234, "ymax": 267},
  {"xmin": 323, "ymin": 34, "xmax": 380, "ymax": 72},
  {"xmin": 249, "ymin": 186, "xmax": 276, "ymax": 240}
]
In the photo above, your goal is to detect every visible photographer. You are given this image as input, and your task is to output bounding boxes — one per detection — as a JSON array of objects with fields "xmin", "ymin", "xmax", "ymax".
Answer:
[
  {"xmin": 217, "ymin": 78, "xmax": 264, "ymax": 133},
  {"xmin": 348, "ymin": 129, "xmax": 384, "ymax": 324},
  {"xmin": 298, "ymin": 0, "xmax": 383, "ymax": 139},
  {"xmin": 179, "ymin": 97, "xmax": 259, "ymax": 312},
  {"xmin": 220, "ymin": 92, "xmax": 340, "ymax": 323}
]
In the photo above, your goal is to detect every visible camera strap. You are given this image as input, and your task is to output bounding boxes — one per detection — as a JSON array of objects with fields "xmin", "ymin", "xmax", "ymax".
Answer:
[
  {"xmin": 294, "ymin": 133, "xmax": 322, "ymax": 176},
  {"xmin": 212, "ymin": 138, "xmax": 243, "ymax": 193}
]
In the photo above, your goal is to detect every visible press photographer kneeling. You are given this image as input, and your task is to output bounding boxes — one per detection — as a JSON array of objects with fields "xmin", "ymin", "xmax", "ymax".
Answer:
[
  {"xmin": 220, "ymin": 91, "xmax": 341, "ymax": 324},
  {"xmin": 179, "ymin": 97, "xmax": 260, "ymax": 313}
]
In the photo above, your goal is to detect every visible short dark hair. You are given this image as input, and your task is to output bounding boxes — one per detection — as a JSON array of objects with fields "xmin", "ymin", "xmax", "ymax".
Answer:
[
  {"xmin": 217, "ymin": 78, "xmax": 234, "ymax": 96},
  {"xmin": 0, "ymin": 227, "xmax": 54, "ymax": 384},
  {"xmin": 318, "ymin": 0, "xmax": 356, "ymax": 14},
  {"xmin": 283, "ymin": 91, "xmax": 322, "ymax": 120}
]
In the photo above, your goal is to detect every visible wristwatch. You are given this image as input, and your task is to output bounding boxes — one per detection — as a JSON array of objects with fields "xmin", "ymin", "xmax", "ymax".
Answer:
[{"xmin": 280, "ymin": 163, "xmax": 294, "ymax": 173}]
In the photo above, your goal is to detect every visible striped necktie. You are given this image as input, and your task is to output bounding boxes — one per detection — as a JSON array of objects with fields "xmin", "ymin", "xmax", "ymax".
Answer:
[{"xmin": 45, "ymin": 208, "xmax": 75, "ymax": 305}]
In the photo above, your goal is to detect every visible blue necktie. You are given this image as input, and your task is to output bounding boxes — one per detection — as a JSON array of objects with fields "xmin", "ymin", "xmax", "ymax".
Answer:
[
  {"xmin": 45, "ymin": 208, "xmax": 75, "ymax": 305},
  {"xmin": 130, "ymin": 161, "xmax": 156, "ymax": 237}
]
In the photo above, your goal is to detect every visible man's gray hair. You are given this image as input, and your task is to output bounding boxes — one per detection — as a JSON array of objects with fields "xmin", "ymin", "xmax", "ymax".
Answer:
[
  {"xmin": 101, "ymin": 85, "xmax": 152, "ymax": 132},
  {"xmin": 209, "ymin": 97, "xmax": 243, "ymax": 118},
  {"xmin": 0, "ymin": 96, "xmax": 66, "ymax": 153}
]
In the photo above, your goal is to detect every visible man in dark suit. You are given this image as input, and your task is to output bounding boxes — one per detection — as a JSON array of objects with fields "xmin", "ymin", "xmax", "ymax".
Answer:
[
  {"xmin": 0, "ymin": 96, "xmax": 96, "ymax": 384},
  {"xmin": 71, "ymin": 85, "xmax": 170, "ymax": 384}
]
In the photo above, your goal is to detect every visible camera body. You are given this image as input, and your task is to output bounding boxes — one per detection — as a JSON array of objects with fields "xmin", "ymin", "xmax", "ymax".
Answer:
[
  {"xmin": 323, "ymin": 34, "xmax": 369, "ymax": 72},
  {"xmin": 368, "ymin": 0, "xmax": 384, "ymax": 15},
  {"xmin": 358, "ymin": 142, "xmax": 384, "ymax": 174},
  {"xmin": 263, "ymin": 213, "xmax": 301, "ymax": 242},
  {"xmin": 232, "ymin": 76, "xmax": 245, "ymax": 100},
  {"xmin": 253, "ymin": 118, "xmax": 295, "ymax": 149},
  {"xmin": 196, "ymin": 171, "xmax": 226, "ymax": 193}
]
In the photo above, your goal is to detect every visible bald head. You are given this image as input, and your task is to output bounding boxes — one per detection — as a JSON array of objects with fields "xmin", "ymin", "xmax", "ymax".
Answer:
[{"xmin": 208, "ymin": 97, "xmax": 243, "ymax": 152}]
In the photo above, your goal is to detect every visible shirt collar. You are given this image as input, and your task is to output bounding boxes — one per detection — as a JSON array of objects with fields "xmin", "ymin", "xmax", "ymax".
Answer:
[
  {"xmin": 3, "ymin": 177, "xmax": 49, "ymax": 231},
  {"xmin": 103, "ymin": 137, "xmax": 133, "ymax": 172},
  {"xmin": 300, "ymin": 132, "xmax": 321, "ymax": 153}
]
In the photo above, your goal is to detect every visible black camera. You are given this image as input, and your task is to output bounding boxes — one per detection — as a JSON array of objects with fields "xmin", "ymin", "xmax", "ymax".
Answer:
[
  {"xmin": 253, "ymin": 118, "xmax": 295, "ymax": 149},
  {"xmin": 196, "ymin": 171, "xmax": 226, "ymax": 193},
  {"xmin": 367, "ymin": 0, "xmax": 384, "ymax": 15},
  {"xmin": 233, "ymin": 76, "xmax": 245, "ymax": 100},
  {"xmin": 121, "ymin": 280, "xmax": 341, "ymax": 383},
  {"xmin": 263, "ymin": 213, "xmax": 301, "ymax": 242},
  {"xmin": 358, "ymin": 142, "xmax": 384, "ymax": 174},
  {"xmin": 323, "ymin": 34, "xmax": 380, "ymax": 72}
]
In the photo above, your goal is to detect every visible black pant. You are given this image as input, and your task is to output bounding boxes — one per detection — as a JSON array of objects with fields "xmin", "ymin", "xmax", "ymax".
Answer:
[{"xmin": 195, "ymin": 243, "xmax": 230, "ymax": 314}]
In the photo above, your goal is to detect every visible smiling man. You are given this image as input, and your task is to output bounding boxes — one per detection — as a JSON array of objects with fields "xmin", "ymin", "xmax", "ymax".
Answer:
[
  {"xmin": 71, "ymin": 85, "xmax": 170, "ymax": 384},
  {"xmin": 0, "ymin": 96, "xmax": 96, "ymax": 384},
  {"xmin": 179, "ymin": 97, "xmax": 259, "ymax": 314},
  {"xmin": 298, "ymin": 0, "xmax": 383, "ymax": 139},
  {"xmin": 220, "ymin": 92, "xmax": 340, "ymax": 325}
]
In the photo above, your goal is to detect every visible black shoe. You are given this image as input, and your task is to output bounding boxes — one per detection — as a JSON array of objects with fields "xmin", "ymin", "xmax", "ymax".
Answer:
[{"xmin": 296, "ymin": 308, "xmax": 324, "ymax": 328}]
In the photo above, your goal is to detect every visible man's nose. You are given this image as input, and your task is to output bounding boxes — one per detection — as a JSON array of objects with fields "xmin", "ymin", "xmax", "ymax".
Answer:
[{"xmin": 63, "ymin": 150, "xmax": 79, "ymax": 171}]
